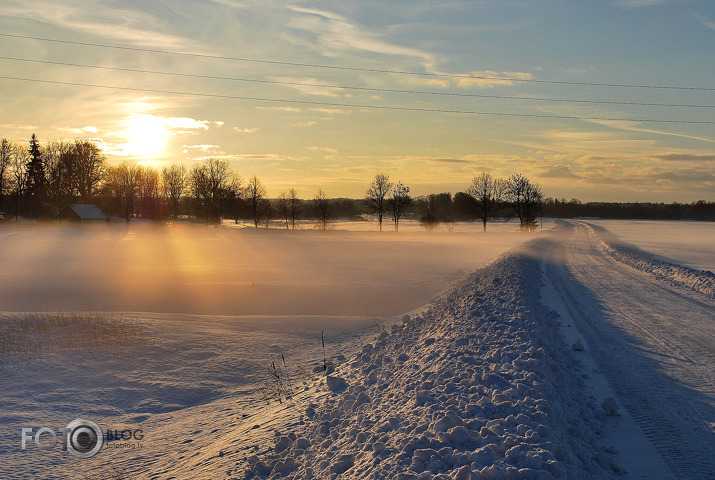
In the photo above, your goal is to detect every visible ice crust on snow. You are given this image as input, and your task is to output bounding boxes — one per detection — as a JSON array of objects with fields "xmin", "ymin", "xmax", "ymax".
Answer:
[
  {"xmin": 585, "ymin": 222, "xmax": 715, "ymax": 299},
  {"xmin": 241, "ymin": 246, "xmax": 620, "ymax": 479}
]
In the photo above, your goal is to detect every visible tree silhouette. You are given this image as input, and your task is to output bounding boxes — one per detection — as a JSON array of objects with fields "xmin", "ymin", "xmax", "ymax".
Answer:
[
  {"xmin": 506, "ymin": 173, "xmax": 543, "ymax": 231},
  {"xmin": 0, "ymin": 138, "xmax": 12, "ymax": 212},
  {"xmin": 465, "ymin": 172, "xmax": 505, "ymax": 232},
  {"xmin": 389, "ymin": 181, "xmax": 411, "ymax": 232},
  {"xmin": 311, "ymin": 189, "xmax": 334, "ymax": 230},
  {"xmin": 246, "ymin": 175, "xmax": 268, "ymax": 228},
  {"xmin": 161, "ymin": 164, "xmax": 186, "ymax": 220},
  {"xmin": 25, "ymin": 134, "xmax": 47, "ymax": 217},
  {"xmin": 366, "ymin": 173, "xmax": 393, "ymax": 231}
]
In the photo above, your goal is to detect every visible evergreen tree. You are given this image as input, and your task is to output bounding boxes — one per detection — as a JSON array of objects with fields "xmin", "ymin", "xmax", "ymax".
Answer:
[{"xmin": 25, "ymin": 133, "xmax": 47, "ymax": 217}]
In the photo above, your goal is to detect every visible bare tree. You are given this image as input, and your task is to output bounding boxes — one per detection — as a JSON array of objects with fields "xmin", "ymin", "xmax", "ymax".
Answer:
[
  {"xmin": 188, "ymin": 163, "xmax": 208, "ymax": 220},
  {"xmin": 287, "ymin": 188, "xmax": 300, "ymax": 230},
  {"xmin": 43, "ymin": 140, "xmax": 73, "ymax": 213},
  {"xmin": 138, "ymin": 166, "xmax": 161, "ymax": 220},
  {"xmin": 226, "ymin": 175, "xmax": 243, "ymax": 224},
  {"xmin": 0, "ymin": 138, "xmax": 13, "ymax": 212},
  {"xmin": 505, "ymin": 173, "xmax": 543, "ymax": 231},
  {"xmin": 311, "ymin": 189, "xmax": 334, "ymax": 230},
  {"xmin": 389, "ymin": 181, "xmax": 411, "ymax": 232},
  {"xmin": 245, "ymin": 175, "xmax": 268, "ymax": 228},
  {"xmin": 161, "ymin": 164, "xmax": 186, "ymax": 219},
  {"xmin": 278, "ymin": 191, "xmax": 291, "ymax": 230},
  {"xmin": 205, "ymin": 158, "xmax": 233, "ymax": 223},
  {"xmin": 465, "ymin": 172, "xmax": 505, "ymax": 232},
  {"xmin": 366, "ymin": 173, "xmax": 393, "ymax": 231},
  {"xmin": 117, "ymin": 161, "xmax": 142, "ymax": 222},
  {"xmin": 278, "ymin": 188, "xmax": 301, "ymax": 230},
  {"xmin": 72, "ymin": 139, "xmax": 105, "ymax": 204},
  {"xmin": 187, "ymin": 159, "xmax": 235, "ymax": 223},
  {"xmin": 9, "ymin": 144, "xmax": 29, "ymax": 221}
]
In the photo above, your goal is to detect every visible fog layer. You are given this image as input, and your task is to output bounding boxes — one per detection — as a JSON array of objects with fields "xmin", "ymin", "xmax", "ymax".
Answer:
[{"xmin": 0, "ymin": 222, "xmax": 533, "ymax": 316}]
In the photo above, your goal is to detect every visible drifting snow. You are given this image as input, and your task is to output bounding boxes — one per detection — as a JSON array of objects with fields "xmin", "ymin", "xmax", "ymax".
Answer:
[
  {"xmin": 240, "ymin": 244, "xmax": 620, "ymax": 480},
  {"xmin": 584, "ymin": 222, "xmax": 715, "ymax": 299}
]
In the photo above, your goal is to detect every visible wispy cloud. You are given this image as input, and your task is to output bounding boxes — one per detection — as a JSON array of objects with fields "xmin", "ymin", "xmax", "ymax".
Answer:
[
  {"xmin": 271, "ymin": 77, "xmax": 342, "ymax": 97},
  {"xmin": 692, "ymin": 13, "xmax": 715, "ymax": 31},
  {"xmin": 611, "ymin": 0, "xmax": 668, "ymax": 9},
  {"xmin": 57, "ymin": 125, "xmax": 99, "ymax": 135},
  {"xmin": 3, "ymin": 1, "xmax": 194, "ymax": 49},
  {"xmin": 307, "ymin": 146, "xmax": 338, "ymax": 154},
  {"xmin": 233, "ymin": 127, "xmax": 260, "ymax": 133},
  {"xmin": 650, "ymin": 153, "xmax": 715, "ymax": 162},
  {"xmin": 286, "ymin": 5, "xmax": 438, "ymax": 72}
]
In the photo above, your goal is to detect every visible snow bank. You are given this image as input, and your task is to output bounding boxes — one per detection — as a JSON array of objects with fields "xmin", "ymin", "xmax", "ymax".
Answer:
[
  {"xmin": 239, "ymin": 244, "xmax": 620, "ymax": 479},
  {"xmin": 584, "ymin": 222, "xmax": 715, "ymax": 299}
]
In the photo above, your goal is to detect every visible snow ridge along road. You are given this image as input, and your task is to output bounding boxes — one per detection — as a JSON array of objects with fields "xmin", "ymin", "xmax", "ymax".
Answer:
[
  {"xmin": 240, "ymin": 242, "xmax": 623, "ymax": 480},
  {"xmin": 585, "ymin": 222, "xmax": 715, "ymax": 299},
  {"xmin": 543, "ymin": 221, "xmax": 715, "ymax": 479}
]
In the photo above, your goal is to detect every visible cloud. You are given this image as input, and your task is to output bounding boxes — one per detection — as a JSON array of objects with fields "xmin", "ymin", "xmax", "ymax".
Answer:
[
  {"xmin": 588, "ymin": 119, "xmax": 715, "ymax": 144},
  {"xmin": 271, "ymin": 77, "xmax": 342, "ymax": 97},
  {"xmin": 183, "ymin": 144, "xmax": 219, "ymax": 151},
  {"xmin": 611, "ymin": 0, "xmax": 668, "ymax": 9},
  {"xmin": 539, "ymin": 164, "xmax": 581, "ymax": 179},
  {"xmin": 3, "ymin": 1, "xmax": 194, "ymax": 49},
  {"xmin": 309, "ymin": 108, "xmax": 350, "ymax": 115},
  {"xmin": 286, "ymin": 5, "xmax": 438, "ymax": 71},
  {"xmin": 650, "ymin": 153, "xmax": 715, "ymax": 162},
  {"xmin": 307, "ymin": 146, "xmax": 338, "ymax": 154},
  {"xmin": 428, "ymin": 158, "xmax": 474, "ymax": 164},
  {"xmin": 255, "ymin": 106, "xmax": 302, "ymax": 112},
  {"xmin": 233, "ymin": 127, "xmax": 260, "ymax": 133},
  {"xmin": 163, "ymin": 117, "xmax": 211, "ymax": 130},
  {"xmin": 57, "ymin": 126, "xmax": 99, "ymax": 135},
  {"xmin": 693, "ymin": 13, "xmax": 715, "ymax": 31}
]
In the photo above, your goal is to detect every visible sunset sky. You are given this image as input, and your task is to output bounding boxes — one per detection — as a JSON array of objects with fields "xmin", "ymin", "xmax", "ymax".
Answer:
[{"xmin": 1, "ymin": 0, "xmax": 713, "ymax": 201}]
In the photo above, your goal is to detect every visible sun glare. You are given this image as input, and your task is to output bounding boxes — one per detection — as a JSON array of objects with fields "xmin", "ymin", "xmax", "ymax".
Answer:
[{"xmin": 122, "ymin": 114, "xmax": 170, "ymax": 158}]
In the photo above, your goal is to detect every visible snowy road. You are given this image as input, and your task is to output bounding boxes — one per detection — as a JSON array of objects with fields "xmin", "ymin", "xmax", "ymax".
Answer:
[{"xmin": 542, "ymin": 221, "xmax": 715, "ymax": 478}]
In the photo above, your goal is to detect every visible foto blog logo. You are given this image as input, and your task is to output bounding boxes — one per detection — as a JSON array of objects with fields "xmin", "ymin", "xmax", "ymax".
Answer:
[{"xmin": 21, "ymin": 418, "xmax": 104, "ymax": 459}]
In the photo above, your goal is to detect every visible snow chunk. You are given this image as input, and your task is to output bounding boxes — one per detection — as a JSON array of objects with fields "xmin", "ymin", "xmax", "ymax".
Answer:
[
  {"xmin": 601, "ymin": 397, "xmax": 619, "ymax": 416},
  {"xmin": 326, "ymin": 375, "xmax": 348, "ymax": 392}
]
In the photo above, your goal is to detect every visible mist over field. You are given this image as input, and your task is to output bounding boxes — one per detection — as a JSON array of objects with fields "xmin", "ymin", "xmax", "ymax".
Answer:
[{"xmin": 0, "ymin": 221, "xmax": 534, "ymax": 317}]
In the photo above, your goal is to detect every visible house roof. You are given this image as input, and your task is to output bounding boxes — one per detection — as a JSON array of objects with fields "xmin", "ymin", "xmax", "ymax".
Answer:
[{"xmin": 60, "ymin": 203, "xmax": 107, "ymax": 220}]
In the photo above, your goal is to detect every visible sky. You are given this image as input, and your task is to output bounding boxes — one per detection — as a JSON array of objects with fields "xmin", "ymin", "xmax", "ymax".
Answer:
[{"xmin": 0, "ymin": 0, "xmax": 713, "ymax": 202}]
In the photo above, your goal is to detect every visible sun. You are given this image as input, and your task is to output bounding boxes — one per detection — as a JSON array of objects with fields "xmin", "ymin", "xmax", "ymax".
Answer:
[{"xmin": 122, "ymin": 114, "xmax": 170, "ymax": 158}]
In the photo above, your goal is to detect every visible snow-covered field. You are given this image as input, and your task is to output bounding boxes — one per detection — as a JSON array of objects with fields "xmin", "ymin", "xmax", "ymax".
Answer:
[
  {"xmin": 587, "ymin": 219, "xmax": 715, "ymax": 272},
  {"xmin": 1, "ymin": 219, "xmax": 713, "ymax": 479}
]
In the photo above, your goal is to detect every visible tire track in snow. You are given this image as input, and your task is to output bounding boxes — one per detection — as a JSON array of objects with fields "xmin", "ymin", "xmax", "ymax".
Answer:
[{"xmin": 542, "ymin": 224, "xmax": 715, "ymax": 479}]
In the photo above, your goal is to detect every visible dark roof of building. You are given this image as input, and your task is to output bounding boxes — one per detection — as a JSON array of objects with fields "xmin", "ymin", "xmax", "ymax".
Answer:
[{"xmin": 59, "ymin": 203, "xmax": 107, "ymax": 220}]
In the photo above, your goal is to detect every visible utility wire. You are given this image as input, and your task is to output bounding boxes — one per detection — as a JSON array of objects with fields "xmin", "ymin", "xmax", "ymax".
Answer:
[
  {"xmin": 2, "ymin": 32, "xmax": 715, "ymax": 92},
  {"xmin": 1, "ymin": 75, "xmax": 713, "ymax": 124},
  {"xmin": 1, "ymin": 55, "xmax": 712, "ymax": 109}
]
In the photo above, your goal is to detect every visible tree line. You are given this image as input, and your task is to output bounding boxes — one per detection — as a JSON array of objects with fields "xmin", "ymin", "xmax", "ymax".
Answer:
[{"xmin": 1, "ymin": 135, "xmax": 548, "ymax": 231}]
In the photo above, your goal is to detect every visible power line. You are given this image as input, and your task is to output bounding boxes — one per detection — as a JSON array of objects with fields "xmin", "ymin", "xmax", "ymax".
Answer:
[
  {"xmin": 1, "ymin": 55, "xmax": 713, "ymax": 109},
  {"xmin": 2, "ymin": 32, "xmax": 715, "ymax": 92},
  {"xmin": 1, "ymin": 75, "xmax": 713, "ymax": 124}
]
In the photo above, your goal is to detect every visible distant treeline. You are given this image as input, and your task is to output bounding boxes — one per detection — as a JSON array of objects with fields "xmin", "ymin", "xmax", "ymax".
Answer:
[{"xmin": 541, "ymin": 198, "xmax": 715, "ymax": 221}]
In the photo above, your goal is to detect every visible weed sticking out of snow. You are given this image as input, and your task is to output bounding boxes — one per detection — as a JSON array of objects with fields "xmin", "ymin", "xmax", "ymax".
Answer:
[
  {"xmin": 0, "ymin": 311, "xmax": 144, "ymax": 365},
  {"xmin": 238, "ymin": 246, "xmax": 621, "ymax": 480}
]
